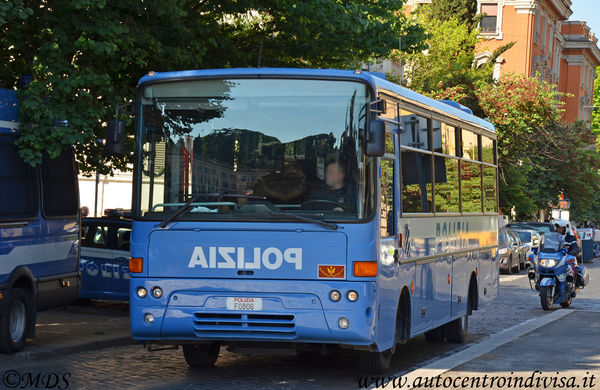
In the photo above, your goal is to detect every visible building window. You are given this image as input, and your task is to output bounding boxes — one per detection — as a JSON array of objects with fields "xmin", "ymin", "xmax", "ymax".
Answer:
[
  {"xmin": 534, "ymin": 11, "xmax": 541, "ymax": 43},
  {"xmin": 480, "ymin": 3, "xmax": 498, "ymax": 33},
  {"xmin": 541, "ymin": 18, "xmax": 547, "ymax": 51}
]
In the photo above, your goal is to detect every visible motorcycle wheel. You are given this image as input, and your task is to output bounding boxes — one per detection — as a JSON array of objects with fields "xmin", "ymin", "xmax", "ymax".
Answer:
[
  {"xmin": 540, "ymin": 286, "xmax": 554, "ymax": 311},
  {"xmin": 560, "ymin": 294, "xmax": 573, "ymax": 308}
]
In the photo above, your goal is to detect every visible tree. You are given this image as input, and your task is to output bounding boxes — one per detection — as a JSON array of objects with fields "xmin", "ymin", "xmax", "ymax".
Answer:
[
  {"xmin": 0, "ymin": 0, "xmax": 426, "ymax": 174},
  {"xmin": 426, "ymin": 0, "xmax": 481, "ymax": 32},
  {"xmin": 477, "ymin": 73, "xmax": 600, "ymax": 220},
  {"xmin": 402, "ymin": 12, "xmax": 513, "ymax": 117},
  {"xmin": 592, "ymin": 65, "xmax": 600, "ymax": 138}
]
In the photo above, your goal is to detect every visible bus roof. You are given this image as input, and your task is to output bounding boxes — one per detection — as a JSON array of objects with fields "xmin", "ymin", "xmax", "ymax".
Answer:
[
  {"xmin": 138, "ymin": 68, "xmax": 495, "ymax": 134},
  {"xmin": 0, "ymin": 89, "xmax": 19, "ymax": 134}
]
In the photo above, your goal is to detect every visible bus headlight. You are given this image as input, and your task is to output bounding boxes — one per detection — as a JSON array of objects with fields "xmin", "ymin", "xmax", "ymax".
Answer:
[
  {"xmin": 144, "ymin": 313, "xmax": 155, "ymax": 324},
  {"xmin": 330, "ymin": 290, "xmax": 341, "ymax": 302},
  {"xmin": 137, "ymin": 287, "xmax": 147, "ymax": 298},
  {"xmin": 347, "ymin": 290, "xmax": 359, "ymax": 302},
  {"xmin": 151, "ymin": 287, "xmax": 163, "ymax": 298},
  {"xmin": 338, "ymin": 317, "xmax": 350, "ymax": 329}
]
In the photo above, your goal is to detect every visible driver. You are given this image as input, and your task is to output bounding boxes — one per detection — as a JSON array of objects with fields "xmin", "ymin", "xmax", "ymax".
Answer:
[
  {"xmin": 554, "ymin": 219, "xmax": 583, "ymax": 286},
  {"xmin": 308, "ymin": 161, "xmax": 356, "ymax": 213}
]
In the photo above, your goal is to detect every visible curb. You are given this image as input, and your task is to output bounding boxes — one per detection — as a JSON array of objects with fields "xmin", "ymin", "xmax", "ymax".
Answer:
[{"xmin": 16, "ymin": 336, "xmax": 133, "ymax": 360}]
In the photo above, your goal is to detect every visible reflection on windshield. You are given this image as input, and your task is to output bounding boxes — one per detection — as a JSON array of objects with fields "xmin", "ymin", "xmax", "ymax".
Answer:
[{"xmin": 136, "ymin": 79, "xmax": 374, "ymax": 221}]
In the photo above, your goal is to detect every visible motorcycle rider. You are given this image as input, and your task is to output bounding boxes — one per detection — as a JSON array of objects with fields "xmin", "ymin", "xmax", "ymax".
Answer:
[{"xmin": 554, "ymin": 219, "xmax": 583, "ymax": 287}]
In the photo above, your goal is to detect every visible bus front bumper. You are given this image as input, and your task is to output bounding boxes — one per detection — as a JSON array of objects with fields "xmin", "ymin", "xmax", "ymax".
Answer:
[{"xmin": 130, "ymin": 278, "xmax": 377, "ymax": 347}]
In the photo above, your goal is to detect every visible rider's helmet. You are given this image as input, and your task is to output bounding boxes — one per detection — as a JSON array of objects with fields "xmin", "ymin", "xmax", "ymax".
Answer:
[{"xmin": 554, "ymin": 219, "xmax": 570, "ymax": 237}]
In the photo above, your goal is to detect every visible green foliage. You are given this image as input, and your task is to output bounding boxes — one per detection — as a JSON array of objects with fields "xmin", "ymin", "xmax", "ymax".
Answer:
[
  {"xmin": 403, "ymin": 14, "xmax": 511, "ymax": 117},
  {"xmin": 592, "ymin": 66, "xmax": 600, "ymax": 138},
  {"xmin": 425, "ymin": 0, "xmax": 481, "ymax": 31},
  {"xmin": 0, "ymin": 0, "xmax": 426, "ymax": 174},
  {"xmin": 478, "ymin": 73, "xmax": 600, "ymax": 221}
]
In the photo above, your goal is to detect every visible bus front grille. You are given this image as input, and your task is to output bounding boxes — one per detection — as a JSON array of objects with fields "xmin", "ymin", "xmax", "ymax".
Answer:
[{"xmin": 193, "ymin": 312, "xmax": 296, "ymax": 339}]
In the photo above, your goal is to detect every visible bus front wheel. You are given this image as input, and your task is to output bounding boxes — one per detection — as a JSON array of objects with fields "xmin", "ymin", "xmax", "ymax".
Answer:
[
  {"xmin": 0, "ymin": 288, "xmax": 31, "ymax": 353},
  {"xmin": 182, "ymin": 343, "xmax": 221, "ymax": 367},
  {"xmin": 358, "ymin": 348, "xmax": 392, "ymax": 374}
]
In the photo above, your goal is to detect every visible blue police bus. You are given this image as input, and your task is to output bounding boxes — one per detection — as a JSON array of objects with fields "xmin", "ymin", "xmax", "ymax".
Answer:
[
  {"xmin": 128, "ymin": 69, "xmax": 498, "ymax": 373},
  {"xmin": 0, "ymin": 89, "xmax": 80, "ymax": 353}
]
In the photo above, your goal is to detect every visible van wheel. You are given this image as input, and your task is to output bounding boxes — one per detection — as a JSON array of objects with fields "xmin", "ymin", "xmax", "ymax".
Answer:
[
  {"xmin": 182, "ymin": 343, "xmax": 220, "ymax": 367},
  {"xmin": 0, "ymin": 288, "xmax": 31, "ymax": 353},
  {"xmin": 358, "ymin": 349, "xmax": 393, "ymax": 373}
]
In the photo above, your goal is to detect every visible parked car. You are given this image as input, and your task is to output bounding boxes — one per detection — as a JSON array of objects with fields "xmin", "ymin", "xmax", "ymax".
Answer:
[
  {"xmin": 506, "ymin": 229, "xmax": 527, "ymax": 270},
  {"xmin": 510, "ymin": 228, "xmax": 541, "ymax": 262},
  {"xmin": 498, "ymin": 227, "xmax": 521, "ymax": 274},
  {"xmin": 506, "ymin": 222, "xmax": 555, "ymax": 235},
  {"xmin": 79, "ymin": 216, "xmax": 131, "ymax": 301}
]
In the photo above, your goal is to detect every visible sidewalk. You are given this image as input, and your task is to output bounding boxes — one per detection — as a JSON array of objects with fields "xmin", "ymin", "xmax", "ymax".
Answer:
[
  {"xmin": 388, "ymin": 310, "xmax": 600, "ymax": 389},
  {"xmin": 14, "ymin": 300, "xmax": 131, "ymax": 360}
]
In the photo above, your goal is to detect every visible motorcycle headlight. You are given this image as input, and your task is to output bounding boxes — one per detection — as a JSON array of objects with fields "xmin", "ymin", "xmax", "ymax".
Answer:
[{"xmin": 539, "ymin": 259, "xmax": 557, "ymax": 267}]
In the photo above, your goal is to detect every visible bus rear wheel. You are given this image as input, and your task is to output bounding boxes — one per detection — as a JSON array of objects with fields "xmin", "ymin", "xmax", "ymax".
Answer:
[
  {"xmin": 182, "ymin": 343, "xmax": 221, "ymax": 367},
  {"xmin": 425, "ymin": 326, "xmax": 445, "ymax": 342},
  {"xmin": 358, "ymin": 348, "xmax": 392, "ymax": 374},
  {"xmin": 0, "ymin": 288, "xmax": 31, "ymax": 353}
]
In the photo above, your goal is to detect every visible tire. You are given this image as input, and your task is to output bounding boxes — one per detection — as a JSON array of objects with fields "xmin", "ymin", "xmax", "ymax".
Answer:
[
  {"xmin": 0, "ymin": 288, "xmax": 31, "ymax": 353},
  {"xmin": 511, "ymin": 256, "xmax": 520, "ymax": 273},
  {"xmin": 540, "ymin": 286, "xmax": 554, "ymax": 311},
  {"xmin": 358, "ymin": 349, "xmax": 393, "ymax": 374},
  {"xmin": 519, "ymin": 255, "xmax": 525, "ymax": 271},
  {"xmin": 447, "ymin": 291, "xmax": 470, "ymax": 343},
  {"xmin": 182, "ymin": 343, "xmax": 221, "ymax": 367},
  {"xmin": 425, "ymin": 326, "xmax": 445, "ymax": 342},
  {"xmin": 505, "ymin": 256, "xmax": 512, "ymax": 274},
  {"xmin": 446, "ymin": 313, "xmax": 469, "ymax": 343},
  {"xmin": 560, "ymin": 294, "xmax": 573, "ymax": 308}
]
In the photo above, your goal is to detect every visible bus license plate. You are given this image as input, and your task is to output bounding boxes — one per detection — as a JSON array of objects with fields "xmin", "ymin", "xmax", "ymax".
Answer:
[{"xmin": 226, "ymin": 297, "xmax": 262, "ymax": 311}]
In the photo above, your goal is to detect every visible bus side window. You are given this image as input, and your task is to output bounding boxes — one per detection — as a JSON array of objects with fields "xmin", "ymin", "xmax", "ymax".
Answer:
[{"xmin": 0, "ymin": 141, "xmax": 38, "ymax": 220}]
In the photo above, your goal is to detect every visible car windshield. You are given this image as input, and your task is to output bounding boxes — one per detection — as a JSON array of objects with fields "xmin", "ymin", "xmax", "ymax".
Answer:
[
  {"xmin": 541, "ymin": 232, "xmax": 563, "ymax": 252},
  {"xmin": 516, "ymin": 231, "xmax": 531, "ymax": 243},
  {"xmin": 134, "ymin": 78, "xmax": 375, "ymax": 222}
]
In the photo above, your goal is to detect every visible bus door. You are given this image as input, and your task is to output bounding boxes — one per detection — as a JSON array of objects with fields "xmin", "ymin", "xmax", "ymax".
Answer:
[{"xmin": 377, "ymin": 130, "xmax": 401, "ymax": 347}]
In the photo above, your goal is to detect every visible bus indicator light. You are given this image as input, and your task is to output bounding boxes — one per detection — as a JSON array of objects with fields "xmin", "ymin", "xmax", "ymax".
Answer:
[
  {"xmin": 353, "ymin": 262, "xmax": 377, "ymax": 277},
  {"xmin": 130, "ymin": 257, "xmax": 143, "ymax": 273}
]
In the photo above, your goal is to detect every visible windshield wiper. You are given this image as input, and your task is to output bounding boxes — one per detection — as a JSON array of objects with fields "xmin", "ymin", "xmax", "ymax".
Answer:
[
  {"xmin": 159, "ymin": 194, "xmax": 202, "ymax": 228},
  {"xmin": 206, "ymin": 192, "xmax": 266, "ymax": 200},
  {"xmin": 158, "ymin": 192, "xmax": 267, "ymax": 228},
  {"xmin": 264, "ymin": 212, "xmax": 338, "ymax": 230}
]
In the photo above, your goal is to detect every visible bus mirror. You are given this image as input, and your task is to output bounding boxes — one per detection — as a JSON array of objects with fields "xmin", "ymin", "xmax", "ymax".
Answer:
[
  {"xmin": 365, "ymin": 120, "xmax": 385, "ymax": 157},
  {"xmin": 105, "ymin": 120, "xmax": 125, "ymax": 156}
]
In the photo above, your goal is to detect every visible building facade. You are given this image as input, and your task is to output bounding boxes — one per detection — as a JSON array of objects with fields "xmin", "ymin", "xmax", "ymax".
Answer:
[{"xmin": 403, "ymin": 0, "xmax": 600, "ymax": 126}]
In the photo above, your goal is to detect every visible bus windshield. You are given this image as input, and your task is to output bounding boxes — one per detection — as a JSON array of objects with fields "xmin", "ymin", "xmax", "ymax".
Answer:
[{"xmin": 135, "ymin": 78, "xmax": 375, "ymax": 222}]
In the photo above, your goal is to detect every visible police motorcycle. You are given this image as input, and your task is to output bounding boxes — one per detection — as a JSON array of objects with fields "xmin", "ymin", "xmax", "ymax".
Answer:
[{"xmin": 527, "ymin": 232, "xmax": 589, "ymax": 310}]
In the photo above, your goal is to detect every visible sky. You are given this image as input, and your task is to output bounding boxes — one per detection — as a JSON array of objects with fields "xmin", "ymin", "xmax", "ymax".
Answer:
[{"xmin": 569, "ymin": 0, "xmax": 600, "ymax": 36}]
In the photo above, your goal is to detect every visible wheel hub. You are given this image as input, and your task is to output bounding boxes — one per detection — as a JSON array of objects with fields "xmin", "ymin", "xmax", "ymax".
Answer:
[{"xmin": 9, "ymin": 301, "xmax": 26, "ymax": 343}]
